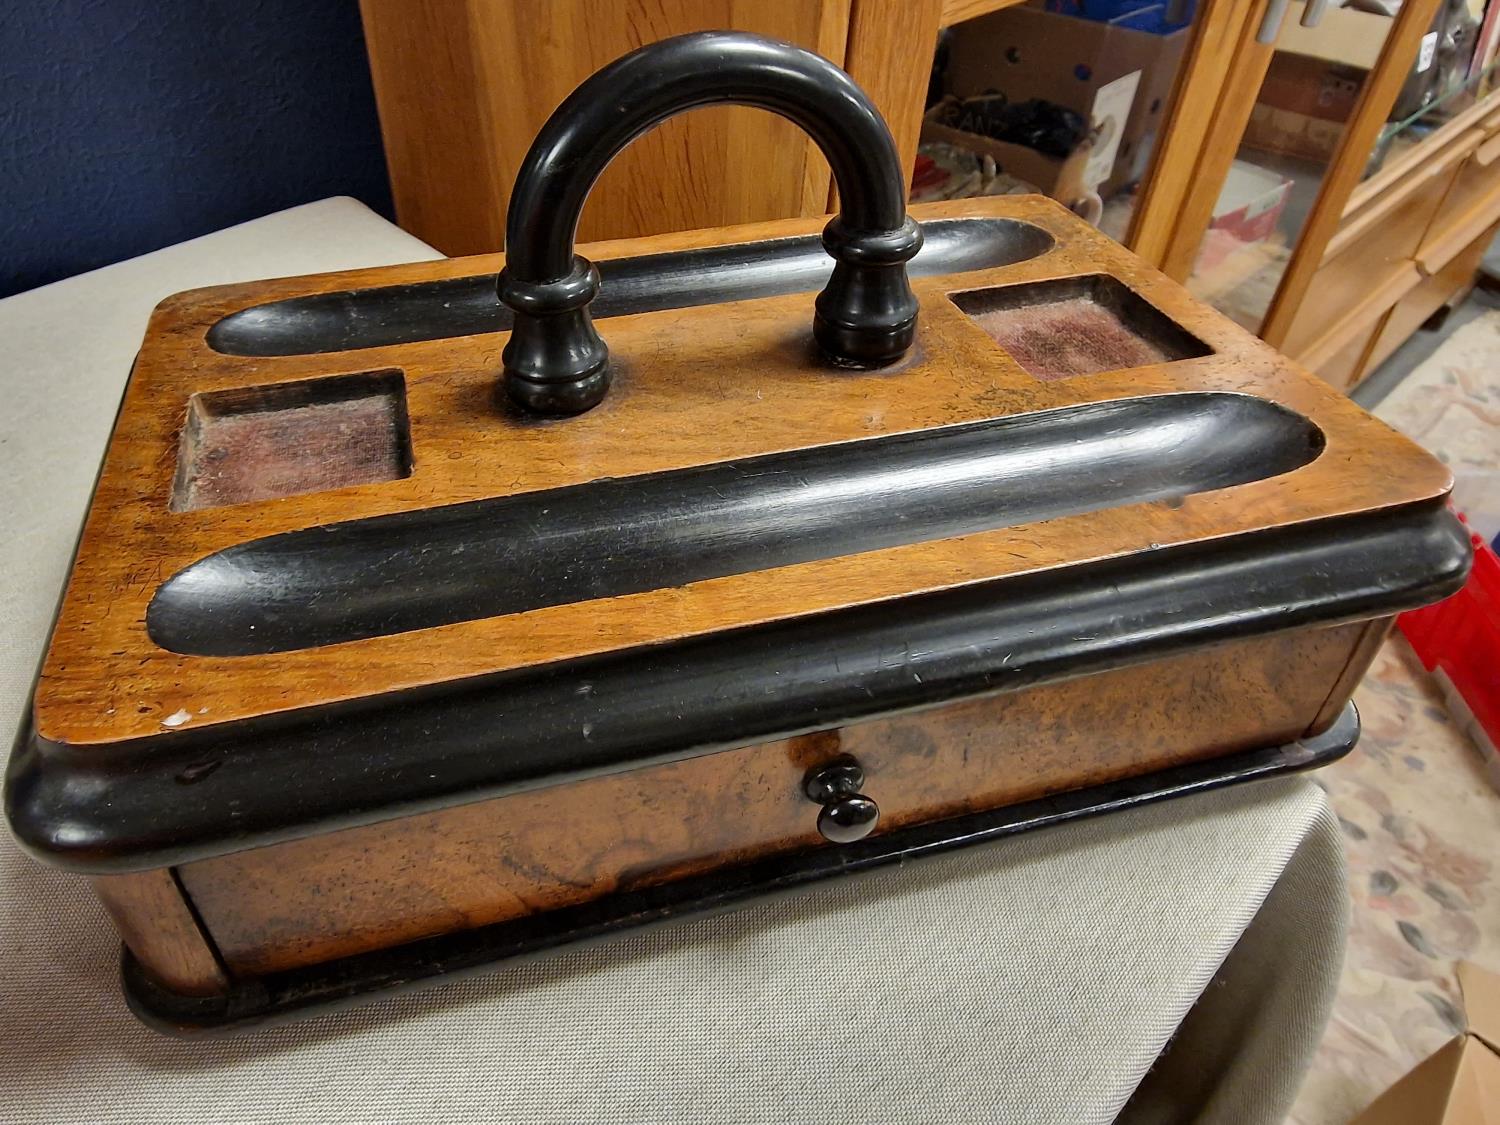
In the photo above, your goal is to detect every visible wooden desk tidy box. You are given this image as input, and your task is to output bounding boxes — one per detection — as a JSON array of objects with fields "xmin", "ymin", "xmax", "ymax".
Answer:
[{"xmin": 5, "ymin": 33, "xmax": 1471, "ymax": 1032}]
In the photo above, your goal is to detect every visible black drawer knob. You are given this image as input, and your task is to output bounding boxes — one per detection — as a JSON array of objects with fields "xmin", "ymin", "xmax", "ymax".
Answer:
[{"xmin": 804, "ymin": 756, "xmax": 880, "ymax": 843}]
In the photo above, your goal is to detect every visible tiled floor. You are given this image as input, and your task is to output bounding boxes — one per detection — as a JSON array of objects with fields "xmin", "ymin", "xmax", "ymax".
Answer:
[{"xmin": 1287, "ymin": 301, "xmax": 1500, "ymax": 1124}]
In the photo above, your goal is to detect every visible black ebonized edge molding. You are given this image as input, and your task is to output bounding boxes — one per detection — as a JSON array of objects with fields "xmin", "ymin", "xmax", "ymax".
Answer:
[
  {"xmin": 4, "ymin": 504, "xmax": 1470, "ymax": 874},
  {"xmin": 123, "ymin": 703, "xmax": 1360, "ymax": 1036}
]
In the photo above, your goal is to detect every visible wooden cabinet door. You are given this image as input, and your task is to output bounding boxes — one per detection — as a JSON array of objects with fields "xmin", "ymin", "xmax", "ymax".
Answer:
[{"xmin": 360, "ymin": 0, "xmax": 857, "ymax": 255}]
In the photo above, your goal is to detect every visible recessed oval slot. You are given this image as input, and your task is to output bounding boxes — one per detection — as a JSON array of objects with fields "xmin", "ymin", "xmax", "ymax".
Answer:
[
  {"xmin": 206, "ymin": 218, "xmax": 1055, "ymax": 357},
  {"xmin": 147, "ymin": 392, "xmax": 1324, "ymax": 656}
]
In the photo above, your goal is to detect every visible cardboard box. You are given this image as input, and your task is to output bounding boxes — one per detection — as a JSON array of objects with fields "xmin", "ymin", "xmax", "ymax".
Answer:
[
  {"xmin": 920, "ymin": 111, "xmax": 1096, "ymax": 217},
  {"xmin": 942, "ymin": 3, "xmax": 1188, "ymax": 198},
  {"xmin": 1196, "ymin": 159, "xmax": 1292, "ymax": 271},
  {"xmin": 1244, "ymin": 103, "xmax": 1351, "ymax": 165},
  {"xmin": 1352, "ymin": 962, "xmax": 1500, "ymax": 1124},
  {"xmin": 1243, "ymin": 1, "xmax": 1391, "ymax": 162}
]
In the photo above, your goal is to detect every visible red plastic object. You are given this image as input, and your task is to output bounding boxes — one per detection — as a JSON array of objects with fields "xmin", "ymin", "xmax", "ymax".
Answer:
[{"xmin": 1398, "ymin": 515, "xmax": 1500, "ymax": 787}]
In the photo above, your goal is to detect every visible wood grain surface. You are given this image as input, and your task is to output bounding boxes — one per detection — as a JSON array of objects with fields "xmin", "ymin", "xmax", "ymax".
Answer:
[
  {"xmin": 178, "ymin": 624, "xmax": 1371, "ymax": 976},
  {"xmin": 92, "ymin": 870, "xmax": 228, "ymax": 996},
  {"xmin": 939, "ymin": 0, "xmax": 1029, "ymax": 25},
  {"xmin": 33, "ymin": 195, "xmax": 1452, "ymax": 749}
]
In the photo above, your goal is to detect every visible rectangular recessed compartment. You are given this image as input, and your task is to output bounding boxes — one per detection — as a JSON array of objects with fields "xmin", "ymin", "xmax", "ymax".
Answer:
[
  {"xmin": 170, "ymin": 370, "xmax": 412, "ymax": 511},
  {"xmin": 951, "ymin": 274, "xmax": 1212, "ymax": 381}
]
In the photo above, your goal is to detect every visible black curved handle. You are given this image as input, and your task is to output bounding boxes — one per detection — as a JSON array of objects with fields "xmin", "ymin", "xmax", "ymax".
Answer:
[{"xmin": 497, "ymin": 31, "xmax": 923, "ymax": 416}]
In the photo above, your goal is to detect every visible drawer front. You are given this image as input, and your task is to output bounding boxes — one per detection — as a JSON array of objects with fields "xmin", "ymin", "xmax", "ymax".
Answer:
[
  {"xmin": 177, "ymin": 624, "xmax": 1377, "ymax": 977},
  {"xmin": 1362, "ymin": 224, "xmax": 1499, "ymax": 382},
  {"xmin": 1284, "ymin": 184, "xmax": 1448, "ymax": 360},
  {"xmin": 1311, "ymin": 314, "xmax": 1387, "ymax": 391},
  {"xmin": 1419, "ymin": 149, "xmax": 1500, "ymax": 277}
]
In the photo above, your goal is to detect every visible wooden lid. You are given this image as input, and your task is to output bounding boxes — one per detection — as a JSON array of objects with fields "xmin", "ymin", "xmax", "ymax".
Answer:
[{"xmin": 32, "ymin": 196, "xmax": 1453, "ymax": 748}]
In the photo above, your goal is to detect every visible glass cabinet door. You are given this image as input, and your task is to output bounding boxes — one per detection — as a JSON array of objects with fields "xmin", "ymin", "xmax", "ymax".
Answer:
[
  {"xmin": 919, "ymin": 0, "xmax": 1478, "ymax": 389},
  {"xmin": 1177, "ymin": 0, "xmax": 1446, "ymax": 338},
  {"xmin": 916, "ymin": 0, "xmax": 1226, "ymax": 241}
]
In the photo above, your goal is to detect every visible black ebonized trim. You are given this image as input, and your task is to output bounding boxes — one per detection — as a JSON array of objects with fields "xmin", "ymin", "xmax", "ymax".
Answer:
[
  {"xmin": 5, "ymin": 504, "xmax": 1469, "ymax": 874},
  {"xmin": 122, "ymin": 703, "xmax": 1360, "ymax": 1036},
  {"xmin": 205, "ymin": 218, "xmax": 1054, "ymax": 358},
  {"xmin": 146, "ymin": 392, "xmax": 1323, "ymax": 656}
]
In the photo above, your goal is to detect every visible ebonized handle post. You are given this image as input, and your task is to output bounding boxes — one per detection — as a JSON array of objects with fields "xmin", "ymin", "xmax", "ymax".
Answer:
[{"xmin": 497, "ymin": 31, "xmax": 923, "ymax": 416}]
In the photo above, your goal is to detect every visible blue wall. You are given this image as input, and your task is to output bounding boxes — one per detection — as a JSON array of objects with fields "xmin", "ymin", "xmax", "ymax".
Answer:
[{"xmin": 0, "ymin": 0, "xmax": 392, "ymax": 297}]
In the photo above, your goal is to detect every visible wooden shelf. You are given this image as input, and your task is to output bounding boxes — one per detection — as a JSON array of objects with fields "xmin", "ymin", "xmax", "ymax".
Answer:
[
  {"xmin": 941, "ymin": 0, "xmax": 1028, "ymax": 27},
  {"xmin": 1346, "ymin": 90, "xmax": 1500, "ymax": 217},
  {"xmin": 1327, "ymin": 132, "xmax": 1478, "ymax": 261}
]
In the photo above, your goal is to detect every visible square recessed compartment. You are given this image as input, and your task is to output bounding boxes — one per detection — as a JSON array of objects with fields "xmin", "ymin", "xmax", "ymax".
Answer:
[
  {"xmin": 950, "ymin": 274, "xmax": 1212, "ymax": 381},
  {"xmin": 171, "ymin": 369, "xmax": 412, "ymax": 512}
]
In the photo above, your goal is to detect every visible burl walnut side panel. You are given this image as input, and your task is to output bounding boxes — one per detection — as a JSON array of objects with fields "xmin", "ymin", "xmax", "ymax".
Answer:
[{"xmin": 177, "ymin": 623, "xmax": 1374, "ymax": 978}]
